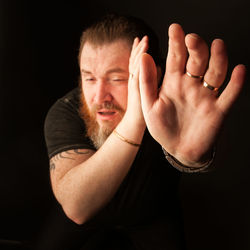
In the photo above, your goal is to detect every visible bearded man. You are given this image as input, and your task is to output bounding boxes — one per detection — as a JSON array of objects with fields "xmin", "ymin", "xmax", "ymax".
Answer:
[{"xmin": 44, "ymin": 14, "xmax": 246, "ymax": 250}]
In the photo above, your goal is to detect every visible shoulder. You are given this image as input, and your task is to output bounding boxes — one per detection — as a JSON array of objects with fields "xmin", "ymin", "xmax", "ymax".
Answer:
[
  {"xmin": 44, "ymin": 88, "xmax": 83, "ymax": 138},
  {"xmin": 46, "ymin": 88, "xmax": 81, "ymax": 118},
  {"xmin": 44, "ymin": 88, "xmax": 95, "ymax": 159}
]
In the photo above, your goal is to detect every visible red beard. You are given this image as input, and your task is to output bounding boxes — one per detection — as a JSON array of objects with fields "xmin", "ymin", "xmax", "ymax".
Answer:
[{"xmin": 79, "ymin": 87, "xmax": 125, "ymax": 149}]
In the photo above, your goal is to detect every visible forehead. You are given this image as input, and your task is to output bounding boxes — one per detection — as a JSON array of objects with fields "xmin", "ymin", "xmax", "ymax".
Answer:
[{"xmin": 80, "ymin": 40, "xmax": 132, "ymax": 73}]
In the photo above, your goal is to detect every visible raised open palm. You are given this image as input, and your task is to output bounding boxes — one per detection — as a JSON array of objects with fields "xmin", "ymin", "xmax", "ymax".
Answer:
[{"xmin": 139, "ymin": 24, "xmax": 246, "ymax": 166}]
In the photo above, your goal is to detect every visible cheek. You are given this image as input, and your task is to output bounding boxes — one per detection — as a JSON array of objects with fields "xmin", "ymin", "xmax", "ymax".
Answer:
[
  {"xmin": 82, "ymin": 85, "xmax": 93, "ymax": 107},
  {"xmin": 115, "ymin": 86, "xmax": 128, "ymax": 110}
]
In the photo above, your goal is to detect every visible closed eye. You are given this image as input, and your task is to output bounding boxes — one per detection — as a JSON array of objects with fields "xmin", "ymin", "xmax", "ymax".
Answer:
[
  {"xmin": 113, "ymin": 79, "xmax": 125, "ymax": 81},
  {"xmin": 85, "ymin": 78, "xmax": 95, "ymax": 82},
  {"xmin": 111, "ymin": 78, "xmax": 128, "ymax": 82}
]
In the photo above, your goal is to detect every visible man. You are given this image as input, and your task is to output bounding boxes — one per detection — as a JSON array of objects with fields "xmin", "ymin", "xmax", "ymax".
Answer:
[{"xmin": 44, "ymin": 14, "xmax": 245, "ymax": 249}]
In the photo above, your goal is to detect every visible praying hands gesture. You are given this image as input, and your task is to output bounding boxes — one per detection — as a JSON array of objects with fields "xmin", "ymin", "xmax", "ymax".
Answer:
[{"xmin": 139, "ymin": 24, "xmax": 246, "ymax": 167}]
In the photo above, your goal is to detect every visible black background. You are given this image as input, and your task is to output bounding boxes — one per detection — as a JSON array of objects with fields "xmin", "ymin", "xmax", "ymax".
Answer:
[{"xmin": 1, "ymin": 0, "xmax": 250, "ymax": 249}]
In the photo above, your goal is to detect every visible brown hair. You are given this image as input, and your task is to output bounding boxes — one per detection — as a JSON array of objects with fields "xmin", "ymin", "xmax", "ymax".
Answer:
[{"xmin": 78, "ymin": 13, "xmax": 162, "ymax": 67}]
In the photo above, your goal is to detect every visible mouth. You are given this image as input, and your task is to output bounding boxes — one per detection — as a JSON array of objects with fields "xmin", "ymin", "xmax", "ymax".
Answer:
[
  {"xmin": 98, "ymin": 111, "xmax": 116, "ymax": 115},
  {"xmin": 97, "ymin": 109, "xmax": 118, "ymax": 121}
]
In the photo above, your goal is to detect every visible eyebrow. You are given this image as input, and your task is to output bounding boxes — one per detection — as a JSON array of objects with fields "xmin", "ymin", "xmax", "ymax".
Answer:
[{"xmin": 81, "ymin": 67, "xmax": 127, "ymax": 75}]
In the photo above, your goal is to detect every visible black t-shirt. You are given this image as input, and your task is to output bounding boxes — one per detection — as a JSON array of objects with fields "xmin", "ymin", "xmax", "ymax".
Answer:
[{"xmin": 44, "ymin": 88, "xmax": 185, "ymax": 250}]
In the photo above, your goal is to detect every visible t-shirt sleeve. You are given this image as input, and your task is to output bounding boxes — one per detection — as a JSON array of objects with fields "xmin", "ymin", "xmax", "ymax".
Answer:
[{"xmin": 44, "ymin": 88, "xmax": 95, "ymax": 159}]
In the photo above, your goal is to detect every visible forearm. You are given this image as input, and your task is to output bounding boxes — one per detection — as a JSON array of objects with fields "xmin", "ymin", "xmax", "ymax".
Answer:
[{"xmin": 52, "ymin": 118, "xmax": 145, "ymax": 224}]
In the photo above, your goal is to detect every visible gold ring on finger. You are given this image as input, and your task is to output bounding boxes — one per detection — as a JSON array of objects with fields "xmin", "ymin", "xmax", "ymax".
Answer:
[
  {"xmin": 203, "ymin": 80, "xmax": 219, "ymax": 92},
  {"xmin": 186, "ymin": 71, "xmax": 204, "ymax": 79}
]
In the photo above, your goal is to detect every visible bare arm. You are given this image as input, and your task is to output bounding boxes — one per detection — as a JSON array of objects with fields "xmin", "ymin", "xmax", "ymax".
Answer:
[
  {"xmin": 50, "ymin": 120, "xmax": 145, "ymax": 225},
  {"xmin": 49, "ymin": 37, "xmax": 148, "ymax": 225}
]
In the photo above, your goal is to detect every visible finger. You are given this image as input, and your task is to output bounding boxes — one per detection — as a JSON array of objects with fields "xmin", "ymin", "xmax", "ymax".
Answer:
[
  {"xmin": 129, "ymin": 37, "xmax": 149, "ymax": 96},
  {"xmin": 217, "ymin": 64, "xmax": 246, "ymax": 114},
  {"xmin": 130, "ymin": 37, "xmax": 143, "ymax": 67},
  {"xmin": 129, "ymin": 37, "xmax": 140, "ymax": 72},
  {"xmin": 133, "ymin": 36, "xmax": 149, "ymax": 68},
  {"xmin": 131, "ymin": 36, "xmax": 148, "ymax": 59},
  {"xmin": 166, "ymin": 23, "xmax": 187, "ymax": 74},
  {"xmin": 139, "ymin": 53, "xmax": 158, "ymax": 112},
  {"xmin": 130, "ymin": 37, "xmax": 149, "ymax": 82},
  {"xmin": 132, "ymin": 37, "xmax": 140, "ymax": 51},
  {"xmin": 185, "ymin": 33, "xmax": 209, "ymax": 77},
  {"xmin": 129, "ymin": 36, "xmax": 148, "ymax": 73},
  {"xmin": 203, "ymin": 39, "xmax": 228, "ymax": 90}
]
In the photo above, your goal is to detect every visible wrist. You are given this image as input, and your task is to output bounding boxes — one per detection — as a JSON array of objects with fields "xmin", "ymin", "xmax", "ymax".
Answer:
[
  {"xmin": 162, "ymin": 147, "xmax": 216, "ymax": 173},
  {"xmin": 114, "ymin": 114, "xmax": 146, "ymax": 146}
]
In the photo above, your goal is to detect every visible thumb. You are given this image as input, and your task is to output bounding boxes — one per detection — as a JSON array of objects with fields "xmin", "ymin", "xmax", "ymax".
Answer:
[{"xmin": 139, "ymin": 53, "xmax": 158, "ymax": 113}]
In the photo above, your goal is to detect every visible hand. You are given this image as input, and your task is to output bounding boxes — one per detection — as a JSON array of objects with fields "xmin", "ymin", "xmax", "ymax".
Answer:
[
  {"xmin": 124, "ymin": 36, "xmax": 149, "ymax": 127},
  {"xmin": 139, "ymin": 24, "xmax": 246, "ymax": 166}
]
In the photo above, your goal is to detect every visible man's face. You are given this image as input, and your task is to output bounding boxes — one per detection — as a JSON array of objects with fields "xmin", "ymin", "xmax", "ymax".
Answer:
[{"xmin": 79, "ymin": 39, "xmax": 131, "ymax": 148}]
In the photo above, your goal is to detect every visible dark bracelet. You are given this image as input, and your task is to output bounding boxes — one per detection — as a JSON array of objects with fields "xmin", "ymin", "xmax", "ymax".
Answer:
[{"xmin": 162, "ymin": 147, "xmax": 216, "ymax": 173}]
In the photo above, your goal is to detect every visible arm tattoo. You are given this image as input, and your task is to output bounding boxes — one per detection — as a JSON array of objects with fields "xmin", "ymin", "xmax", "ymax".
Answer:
[
  {"xmin": 54, "ymin": 152, "xmax": 75, "ymax": 161},
  {"xmin": 73, "ymin": 149, "xmax": 91, "ymax": 155},
  {"xmin": 49, "ymin": 149, "xmax": 92, "ymax": 171},
  {"xmin": 50, "ymin": 160, "xmax": 56, "ymax": 171}
]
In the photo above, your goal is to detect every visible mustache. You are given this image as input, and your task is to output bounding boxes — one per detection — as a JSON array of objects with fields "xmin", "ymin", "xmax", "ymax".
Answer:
[{"xmin": 91, "ymin": 102, "xmax": 124, "ymax": 113}]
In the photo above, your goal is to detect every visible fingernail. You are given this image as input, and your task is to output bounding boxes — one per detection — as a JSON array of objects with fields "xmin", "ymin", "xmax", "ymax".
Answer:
[{"xmin": 189, "ymin": 33, "xmax": 200, "ymax": 39}]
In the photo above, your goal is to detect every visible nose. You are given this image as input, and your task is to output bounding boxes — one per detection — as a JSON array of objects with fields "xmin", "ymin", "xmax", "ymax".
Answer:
[{"xmin": 94, "ymin": 79, "xmax": 113, "ymax": 104}]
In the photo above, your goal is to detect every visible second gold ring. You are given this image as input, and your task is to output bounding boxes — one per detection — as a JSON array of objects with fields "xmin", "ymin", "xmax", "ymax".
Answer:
[{"xmin": 186, "ymin": 71, "xmax": 204, "ymax": 79}]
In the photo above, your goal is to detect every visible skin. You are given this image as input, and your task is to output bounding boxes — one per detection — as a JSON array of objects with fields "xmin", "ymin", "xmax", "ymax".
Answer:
[
  {"xmin": 139, "ymin": 24, "xmax": 246, "ymax": 165},
  {"xmin": 49, "ymin": 24, "xmax": 246, "ymax": 224},
  {"xmin": 50, "ymin": 37, "xmax": 148, "ymax": 224},
  {"xmin": 81, "ymin": 40, "xmax": 130, "ymax": 131}
]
